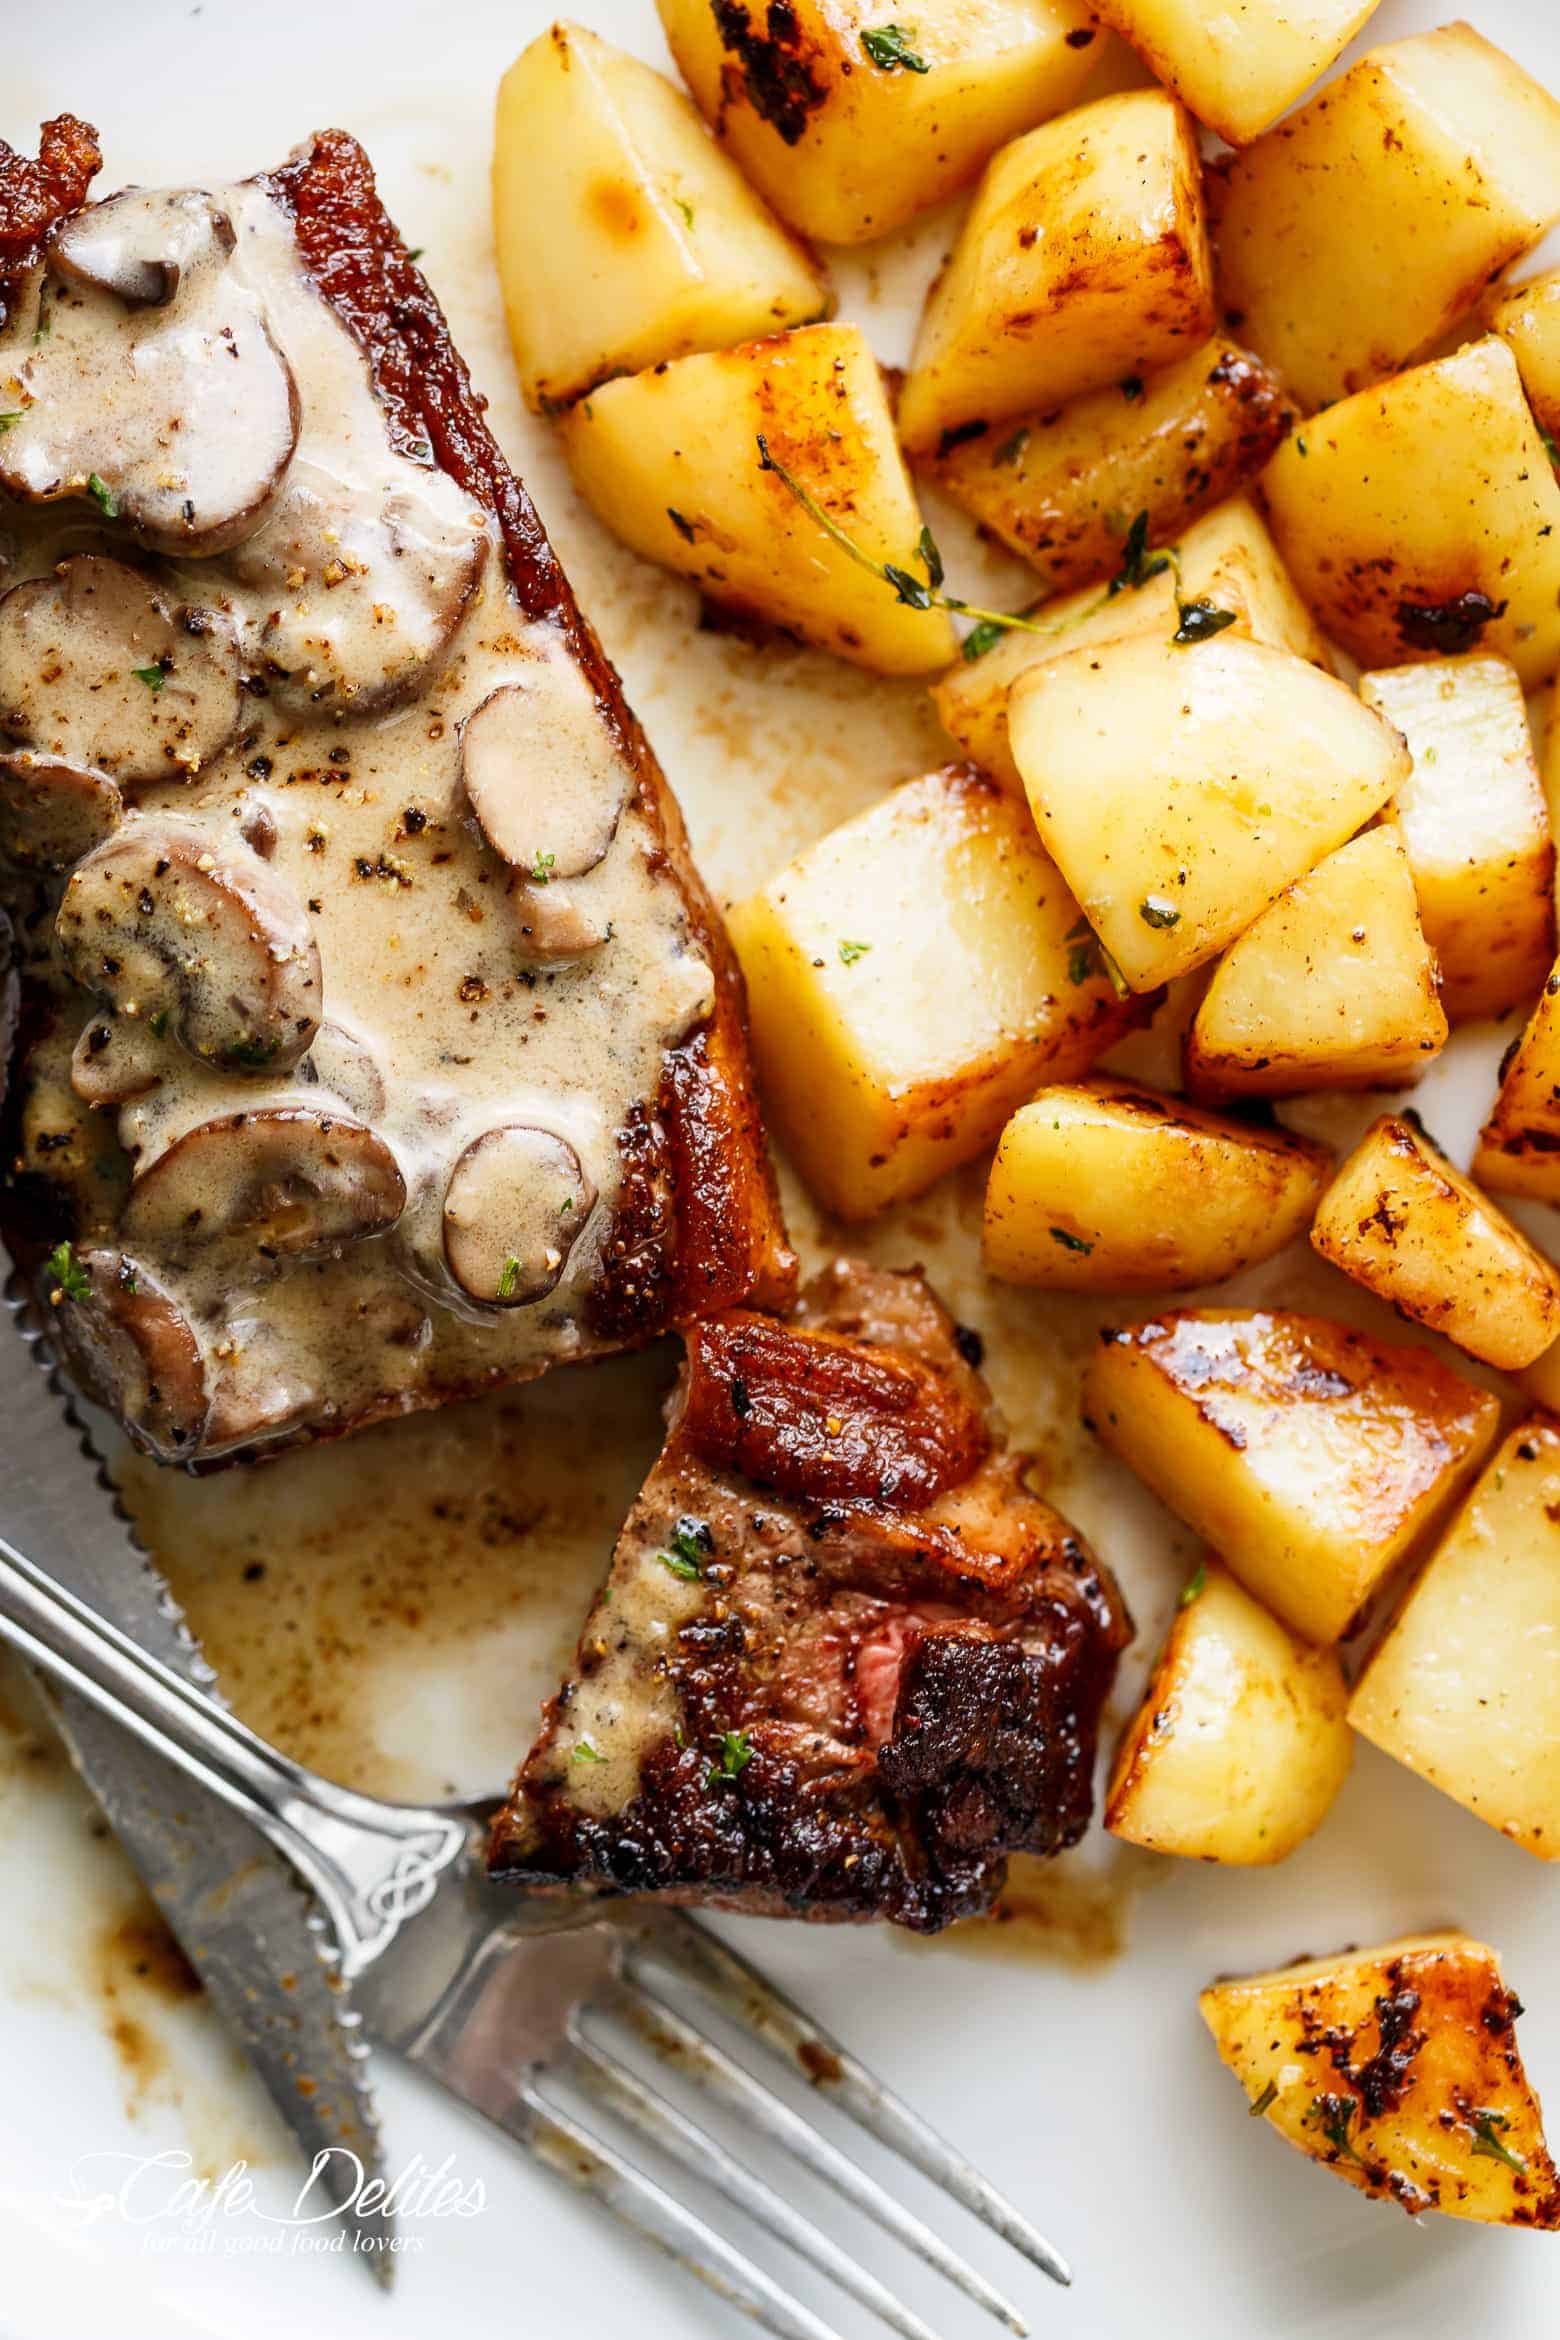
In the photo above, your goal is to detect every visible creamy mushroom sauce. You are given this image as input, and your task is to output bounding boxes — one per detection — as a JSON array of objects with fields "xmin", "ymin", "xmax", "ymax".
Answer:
[{"xmin": 0, "ymin": 180, "xmax": 715, "ymax": 1459}]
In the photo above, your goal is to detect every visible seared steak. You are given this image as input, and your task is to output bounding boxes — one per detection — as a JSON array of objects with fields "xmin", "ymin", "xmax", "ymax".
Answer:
[{"xmin": 490, "ymin": 1261, "xmax": 1130, "ymax": 1931}]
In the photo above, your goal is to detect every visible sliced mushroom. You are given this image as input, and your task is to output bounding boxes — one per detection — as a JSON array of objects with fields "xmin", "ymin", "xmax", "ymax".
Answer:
[
  {"xmin": 460, "ymin": 674, "xmax": 631, "ymax": 880},
  {"xmin": 122, "ymin": 1107, "xmax": 406, "ymax": 1271},
  {"xmin": 0, "ymin": 556, "xmax": 241, "ymax": 782},
  {"xmin": 70, "ymin": 1013, "xmax": 167, "ymax": 1107},
  {"xmin": 229, "ymin": 460, "xmax": 488, "ymax": 715},
  {"xmin": 56, "ymin": 814, "xmax": 322, "ymax": 1073},
  {"xmin": 442, "ymin": 1123, "xmax": 595, "ymax": 1306},
  {"xmin": 0, "ymin": 751, "xmax": 122, "ymax": 870},
  {"xmin": 0, "ymin": 188, "xmax": 300, "ymax": 556},
  {"xmin": 298, "ymin": 1019, "xmax": 387, "ymax": 1122},
  {"xmin": 52, "ymin": 188, "xmax": 235, "ymax": 310},
  {"xmin": 50, "ymin": 1248, "xmax": 209, "ymax": 1459}
]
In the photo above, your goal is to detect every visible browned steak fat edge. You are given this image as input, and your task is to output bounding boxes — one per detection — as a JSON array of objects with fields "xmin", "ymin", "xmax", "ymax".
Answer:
[{"xmin": 490, "ymin": 1263, "xmax": 1130, "ymax": 1932}]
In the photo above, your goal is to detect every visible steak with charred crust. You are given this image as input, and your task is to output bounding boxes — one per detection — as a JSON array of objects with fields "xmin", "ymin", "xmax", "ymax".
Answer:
[{"xmin": 490, "ymin": 1261, "xmax": 1129, "ymax": 1932}]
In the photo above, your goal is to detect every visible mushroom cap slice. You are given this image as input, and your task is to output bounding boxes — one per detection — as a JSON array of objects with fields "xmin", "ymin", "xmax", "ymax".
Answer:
[
  {"xmin": 507, "ymin": 874, "xmax": 612, "ymax": 963},
  {"xmin": 0, "ymin": 555, "xmax": 242, "ymax": 782},
  {"xmin": 51, "ymin": 187, "xmax": 235, "ymax": 310},
  {"xmin": 0, "ymin": 751, "xmax": 122, "ymax": 870},
  {"xmin": 56, "ymin": 815, "xmax": 322, "ymax": 1073},
  {"xmin": 460, "ymin": 669, "xmax": 631, "ymax": 882},
  {"xmin": 442, "ymin": 1123, "xmax": 595, "ymax": 1305},
  {"xmin": 298, "ymin": 1019, "xmax": 387, "ymax": 1122},
  {"xmin": 0, "ymin": 188, "xmax": 300, "ymax": 557},
  {"xmin": 50, "ymin": 1248, "xmax": 209, "ymax": 1459},
  {"xmin": 229, "ymin": 461, "xmax": 488, "ymax": 715},
  {"xmin": 122, "ymin": 1106, "xmax": 406, "ymax": 1271}
]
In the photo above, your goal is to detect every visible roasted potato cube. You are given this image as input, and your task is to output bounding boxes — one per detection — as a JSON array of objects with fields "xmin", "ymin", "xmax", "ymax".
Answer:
[
  {"xmin": 1475, "ymin": 961, "xmax": 1560, "ymax": 1202},
  {"xmin": 917, "ymin": 338, "xmax": 1292, "ymax": 594},
  {"xmin": 1008, "ymin": 630, "xmax": 1409, "ymax": 989},
  {"xmin": 1083, "ymin": 1309, "xmax": 1498, "ymax": 1643},
  {"xmin": 983, "ymin": 1077, "xmax": 1330, "ymax": 1291},
  {"xmin": 932, "ymin": 494, "xmax": 1327, "ymax": 788},
  {"xmin": 1351, "ymin": 1420, "xmax": 1560, "ymax": 1861},
  {"xmin": 1106, "ymin": 1560, "xmax": 1351, "ymax": 1862},
  {"xmin": 1213, "ymin": 25, "xmax": 1560, "ymax": 413},
  {"xmin": 1186, "ymin": 828, "xmax": 1447, "ymax": 1101},
  {"xmin": 897, "ymin": 89, "xmax": 1214, "ymax": 455},
  {"xmin": 728, "ymin": 766, "xmax": 1142, "ymax": 1218},
  {"xmin": 492, "ymin": 22, "xmax": 830, "ymax": 412},
  {"xmin": 1092, "ymin": 0, "xmax": 1381, "ymax": 145},
  {"xmin": 1489, "ymin": 267, "xmax": 1560, "ymax": 445},
  {"xmin": 1311, "ymin": 1114, "xmax": 1560, "ymax": 1372},
  {"xmin": 559, "ymin": 324, "xmax": 956, "ymax": 674},
  {"xmin": 1359, "ymin": 656, "xmax": 1554, "ymax": 1025},
  {"xmin": 1262, "ymin": 337, "xmax": 1560, "ymax": 690},
  {"xmin": 656, "ymin": 0, "xmax": 1110, "ymax": 247},
  {"xmin": 1201, "ymin": 1933, "xmax": 1560, "ymax": 2224}
]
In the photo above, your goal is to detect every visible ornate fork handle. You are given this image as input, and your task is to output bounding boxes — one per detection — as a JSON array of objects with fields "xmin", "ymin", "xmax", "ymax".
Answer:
[{"xmin": 0, "ymin": 1530, "xmax": 472, "ymax": 1975}]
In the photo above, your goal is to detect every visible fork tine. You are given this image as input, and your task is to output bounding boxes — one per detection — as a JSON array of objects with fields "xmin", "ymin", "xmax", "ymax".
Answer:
[
  {"xmin": 634, "ymin": 1912, "xmax": 1072, "ymax": 2290},
  {"xmin": 560, "ymin": 2023, "xmax": 946, "ymax": 2340},
  {"xmin": 605, "ymin": 1966, "xmax": 1027, "ymax": 2337},
  {"xmin": 512, "ymin": 2077, "xmax": 848, "ymax": 2340}
]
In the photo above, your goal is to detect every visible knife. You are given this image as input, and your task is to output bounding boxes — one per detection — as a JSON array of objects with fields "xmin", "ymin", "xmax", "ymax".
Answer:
[{"xmin": 0, "ymin": 1283, "xmax": 395, "ymax": 2278}]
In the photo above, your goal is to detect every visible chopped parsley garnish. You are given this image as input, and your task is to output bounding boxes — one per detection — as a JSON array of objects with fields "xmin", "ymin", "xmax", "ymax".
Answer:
[
  {"xmin": 46, "ymin": 1241, "xmax": 90, "ymax": 1304},
  {"xmin": 960, "ymin": 618, "xmax": 1006, "ymax": 662},
  {"xmin": 1139, "ymin": 895, "xmax": 1181, "ymax": 929},
  {"xmin": 1049, "ymin": 1226, "xmax": 1092, "ymax": 1254},
  {"xmin": 1467, "ymin": 2108, "xmax": 1527, "ymax": 2173},
  {"xmin": 675, "ymin": 198, "xmax": 695, "ymax": 227},
  {"xmin": 147, "ymin": 1008, "xmax": 170, "ymax": 1039},
  {"xmin": 86, "ymin": 473, "xmax": 119, "ymax": 519},
  {"xmin": 1173, "ymin": 599, "xmax": 1238, "ymax": 646},
  {"xmin": 530, "ymin": 850, "xmax": 556, "ymax": 884},
  {"xmin": 571, "ymin": 1739, "xmax": 604, "ymax": 1765},
  {"xmin": 406, "ymin": 245, "xmax": 425, "ymax": 261},
  {"xmin": 1067, "ymin": 941, "xmax": 1096, "ymax": 985},
  {"xmin": 131, "ymin": 663, "xmax": 167, "ymax": 694},
  {"xmin": 1179, "ymin": 1561, "xmax": 1207, "ymax": 1609},
  {"xmin": 1248, "ymin": 2079, "xmax": 1278, "ymax": 2118},
  {"xmin": 838, "ymin": 938, "xmax": 871, "ymax": 966},
  {"xmin": 1109, "ymin": 509, "xmax": 1171, "ymax": 598},
  {"xmin": 0, "ymin": 412, "xmax": 22, "ymax": 434},
  {"xmin": 861, "ymin": 24, "xmax": 929, "ymax": 72},
  {"xmin": 496, "ymin": 1254, "xmax": 522, "ymax": 1301},
  {"xmin": 227, "ymin": 1036, "xmax": 280, "ymax": 1067},
  {"xmin": 1310, "ymin": 2094, "xmax": 1361, "ymax": 2163},
  {"xmin": 708, "ymin": 1728, "xmax": 754, "ymax": 1784},
  {"xmin": 657, "ymin": 1518, "xmax": 714, "ymax": 1582}
]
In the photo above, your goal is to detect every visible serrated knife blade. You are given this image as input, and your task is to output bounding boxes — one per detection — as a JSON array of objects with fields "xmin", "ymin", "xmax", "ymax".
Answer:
[{"xmin": 0, "ymin": 1285, "xmax": 395, "ymax": 2280}]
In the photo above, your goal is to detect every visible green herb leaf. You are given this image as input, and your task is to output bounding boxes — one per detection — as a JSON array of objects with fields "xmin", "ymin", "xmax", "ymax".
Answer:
[
  {"xmin": 1139, "ymin": 894, "xmax": 1181, "ymax": 930},
  {"xmin": 1066, "ymin": 940, "xmax": 1096, "ymax": 985},
  {"xmin": 1468, "ymin": 2108, "xmax": 1528, "ymax": 2173},
  {"xmin": 992, "ymin": 425, "xmax": 1030, "ymax": 467},
  {"xmin": 1543, "ymin": 426, "xmax": 1560, "ymax": 469},
  {"xmin": 86, "ymin": 473, "xmax": 119, "ymax": 519},
  {"xmin": 1049, "ymin": 1226, "xmax": 1092, "ymax": 1254},
  {"xmin": 1109, "ymin": 509, "xmax": 1171, "ymax": 598},
  {"xmin": 658, "ymin": 1518, "xmax": 713, "ymax": 1582},
  {"xmin": 708, "ymin": 1728, "xmax": 754, "ymax": 1785},
  {"xmin": 838, "ymin": 938, "xmax": 871, "ymax": 966},
  {"xmin": 1179, "ymin": 1561, "xmax": 1207, "ymax": 1609},
  {"xmin": 882, "ymin": 562, "xmax": 934, "ymax": 610},
  {"xmin": 861, "ymin": 23, "xmax": 929, "ymax": 71},
  {"xmin": 572, "ymin": 1738, "xmax": 605, "ymax": 1765},
  {"xmin": 1295, "ymin": 435, "xmax": 1309, "ymax": 457},
  {"xmin": 531, "ymin": 850, "xmax": 556, "ymax": 884},
  {"xmin": 1310, "ymin": 2094, "xmax": 1361, "ymax": 2163},
  {"xmin": 960, "ymin": 617, "xmax": 1006, "ymax": 662},
  {"xmin": 131, "ymin": 663, "xmax": 166, "ymax": 694},
  {"xmin": 46, "ymin": 1240, "xmax": 91, "ymax": 1304},
  {"xmin": 406, "ymin": 245, "xmax": 425, "ymax": 261},
  {"xmin": 1248, "ymin": 2079, "xmax": 1278, "ymax": 2118},
  {"xmin": 1173, "ymin": 599, "xmax": 1238, "ymax": 646},
  {"xmin": 0, "ymin": 412, "xmax": 22, "ymax": 434},
  {"xmin": 675, "ymin": 197, "xmax": 695, "ymax": 228},
  {"xmin": 1097, "ymin": 939, "xmax": 1133, "ymax": 999},
  {"xmin": 147, "ymin": 1008, "xmax": 170, "ymax": 1039},
  {"xmin": 227, "ymin": 1036, "xmax": 280, "ymax": 1068},
  {"xmin": 917, "ymin": 524, "xmax": 944, "ymax": 590},
  {"xmin": 496, "ymin": 1255, "xmax": 521, "ymax": 1301}
]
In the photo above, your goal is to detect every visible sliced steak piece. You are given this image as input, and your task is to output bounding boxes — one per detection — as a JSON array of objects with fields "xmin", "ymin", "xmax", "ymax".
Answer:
[{"xmin": 489, "ymin": 1261, "xmax": 1130, "ymax": 1932}]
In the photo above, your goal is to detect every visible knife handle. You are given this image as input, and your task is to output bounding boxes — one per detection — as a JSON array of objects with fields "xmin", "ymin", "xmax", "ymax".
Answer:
[{"xmin": 0, "ymin": 1528, "xmax": 472, "ymax": 1976}]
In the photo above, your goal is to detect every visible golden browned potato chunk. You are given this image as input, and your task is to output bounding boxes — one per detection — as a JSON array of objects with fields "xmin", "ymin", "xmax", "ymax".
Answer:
[
  {"xmin": 1107, "ymin": 1561, "xmax": 1351, "ymax": 1863},
  {"xmin": 1008, "ymin": 630, "xmax": 1409, "ymax": 989},
  {"xmin": 983, "ymin": 1077, "xmax": 1330, "ymax": 1291},
  {"xmin": 1092, "ymin": 0, "xmax": 1382, "ymax": 145},
  {"xmin": 728, "ymin": 766, "xmax": 1142, "ymax": 1219},
  {"xmin": 1359, "ymin": 655, "xmax": 1554, "ymax": 1025},
  {"xmin": 1489, "ymin": 267, "xmax": 1560, "ymax": 445},
  {"xmin": 1351, "ymin": 1420, "xmax": 1560, "ymax": 1861},
  {"xmin": 559, "ymin": 324, "xmax": 955, "ymax": 674},
  {"xmin": 656, "ymin": 0, "xmax": 1111, "ymax": 246},
  {"xmin": 1212, "ymin": 25, "xmax": 1560, "ymax": 412},
  {"xmin": 897, "ymin": 88, "xmax": 1214, "ymax": 455},
  {"xmin": 1311, "ymin": 1114, "xmax": 1560, "ymax": 1372},
  {"xmin": 492, "ymin": 22, "xmax": 830, "ymax": 412},
  {"xmin": 1083, "ymin": 1309, "xmax": 1498, "ymax": 1644},
  {"xmin": 917, "ymin": 338, "xmax": 1292, "ymax": 594},
  {"xmin": 1262, "ymin": 337, "xmax": 1560, "ymax": 690},
  {"xmin": 1475, "ymin": 962, "xmax": 1560, "ymax": 1202},
  {"xmin": 1201, "ymin": 1934, "xmax": 1560, "ymax": 2224},
  {"xmin": 1186, "ymin": 829, "xmax": 1447, "ymax": 1101},
  {"xmin": 932, "ymin": 494, "xmax": 1326, "ymax": 789}
]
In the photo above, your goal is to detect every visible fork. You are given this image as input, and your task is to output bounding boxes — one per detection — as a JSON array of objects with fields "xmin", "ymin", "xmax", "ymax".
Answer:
[{"xmin": 0, "ymin": 1527, "xmax": 1070, "ymax": 2340}]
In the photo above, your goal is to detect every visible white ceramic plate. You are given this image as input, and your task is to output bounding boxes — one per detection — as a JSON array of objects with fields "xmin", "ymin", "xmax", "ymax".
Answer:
[{"xmin": 3, "ymin": 4, "xmax": 1560, "ymax": 2336}]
